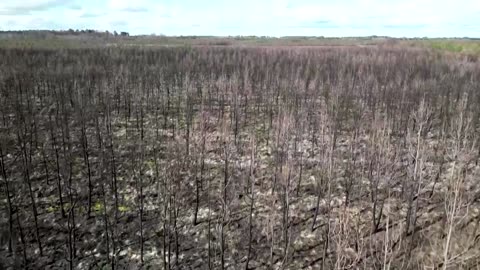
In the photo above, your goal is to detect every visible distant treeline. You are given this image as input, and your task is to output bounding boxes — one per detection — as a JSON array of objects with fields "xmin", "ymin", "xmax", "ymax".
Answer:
[
  {"xmin": 0, "ymin": 30, "xmax": 130, "ymax": 38},
  {"xmin": 0, "ymin": 30, "xmax": 478, "ymax": 40}
]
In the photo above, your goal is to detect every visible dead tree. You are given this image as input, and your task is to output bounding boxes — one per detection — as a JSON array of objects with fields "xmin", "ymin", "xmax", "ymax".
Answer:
[{"xmin": 245, "ymin": 137, "xmax": 256, "ymax": 270}]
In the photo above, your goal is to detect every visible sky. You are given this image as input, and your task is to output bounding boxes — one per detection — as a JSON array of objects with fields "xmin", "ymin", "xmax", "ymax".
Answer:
[{"xmin": 0, "ymin": 0, "xmax": 479, "ymax": 37}]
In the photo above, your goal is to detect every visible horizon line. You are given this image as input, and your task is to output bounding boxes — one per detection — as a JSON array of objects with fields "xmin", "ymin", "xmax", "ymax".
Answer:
[{"xmin": 1, "ymin": 29, "xmax": 479, "ymax": 40}]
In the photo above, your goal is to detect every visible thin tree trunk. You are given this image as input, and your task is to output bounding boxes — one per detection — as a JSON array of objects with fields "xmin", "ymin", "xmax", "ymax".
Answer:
[
  {"xmin": 221, "ymin": 144, "xmax": 229, "ymax": 270},
  {"xmin": 50, "ymin": 120, "xmax": 66, "ymax": 218},
  {"xmin": 101, "ymin": 184, "xmax": 111, "ymax": 267},
  {"xmin": 0, "ymin": 145, "xmax": 13, "ymax": 253},
  {"xmin": 81, "ymin": 124, "xmax": 93, "ymax": 218},
  {"xmin": 19, "ymin": 133, "xmax": 43, "ymax": 256},
  {"xmin": 16, "ymin": 210, "xmax": 27, "ymax": 266},
  {"xmin": 245, "ymin": 140, "xmax": 256, "ymax": 270}
]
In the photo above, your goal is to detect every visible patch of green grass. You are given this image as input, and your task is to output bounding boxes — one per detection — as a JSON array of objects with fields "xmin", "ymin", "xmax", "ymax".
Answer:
[
  {"xmin": 93, "ymin": 201, "xmax": 104, "ymax": 212},
  {"xmin": 430, "ymin": 41, "xmax": 464, "ymax": 52},
  {"xmin": 118, "ymin": 205, "xmax": 130, "ymax": 212},
  {"xmin": 425, "ymin": 40, "xmax": 480, "ymax": 55},
  {"xmin": 92, "ymin": 202, "xmax": 129, "ymax": 213},
  {"xmin": 46, "ymin": 203, "xmax": 73, "ymax": 214},
  {"xmin": 146, "ymin": 160, "xmax": 156, "ymax": 170},
  {"xmin": 46, "ymin": 205, "xmax": 57, "ymax": 213}
]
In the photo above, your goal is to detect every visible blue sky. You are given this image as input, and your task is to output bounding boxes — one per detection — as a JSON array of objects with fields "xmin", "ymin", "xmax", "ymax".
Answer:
[{"xmin": 0, "ymin": 0, "xmax": 479, "ymax": 37}]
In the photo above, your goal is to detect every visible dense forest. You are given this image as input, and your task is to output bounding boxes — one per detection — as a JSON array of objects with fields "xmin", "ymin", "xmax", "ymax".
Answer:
[{"xmin": 0, "ymin": 45, "xmax": 480, "ymax": 269}]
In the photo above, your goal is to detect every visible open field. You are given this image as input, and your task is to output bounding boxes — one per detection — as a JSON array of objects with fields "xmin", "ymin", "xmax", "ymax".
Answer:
[
  {"xmin": 1, "ymin": 31, "xmax": 479, "ymax": 54},
  {"xmin": 1, "ymin": 39, "xmax": 480, "ymax": 269}
]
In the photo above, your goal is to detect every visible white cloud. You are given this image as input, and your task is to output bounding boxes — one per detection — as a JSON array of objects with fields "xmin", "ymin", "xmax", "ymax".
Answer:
[
  {"xmin": 107, "ymin": 0, "xmax": 153, "ymax": 12},
  {"xmin": 0, "ymin": 0, "xmax": 74, "ymax": 14}
]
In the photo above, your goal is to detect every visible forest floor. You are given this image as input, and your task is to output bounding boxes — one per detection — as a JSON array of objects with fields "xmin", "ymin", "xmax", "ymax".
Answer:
[{"xmin": 2, "ymin": 105, "xmax": 479, "ymax": 269}]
